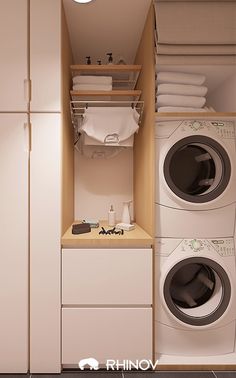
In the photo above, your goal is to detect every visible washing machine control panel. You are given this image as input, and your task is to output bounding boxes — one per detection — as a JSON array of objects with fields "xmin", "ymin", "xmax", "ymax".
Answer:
[
  {"xmin": 181, "ymin": 238, "xmax": 235, "ymax": 256},
  {"xmin": 209, "ymin": 239, "xmax": 235, "ymax": 257},
  {"xmin": 210, "ymin": 121, "xmax": 235, "ymax": 139},
  {"xmin": 181, "ymin": 120, "xmax": 235, "ymax": 138},
  {"xmin": 182, "ymin": 120, "xmax": 208, "ymax": 132},
  {"xmin": 182, "ymin": 239, "xmax": 207, "ymax": 252}
]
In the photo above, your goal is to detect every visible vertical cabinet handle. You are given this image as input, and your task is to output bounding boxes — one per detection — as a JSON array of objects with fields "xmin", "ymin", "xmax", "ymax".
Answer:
[
  {"xmin": 24, "ymin": 79, "xmax": 32, "ymax": 103},
  {"xmin": 24, "ymin": 122, "xmax": 32, "ymax": 152}
]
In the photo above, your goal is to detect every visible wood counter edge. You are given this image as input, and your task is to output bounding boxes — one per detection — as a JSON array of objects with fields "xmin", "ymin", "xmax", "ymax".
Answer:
[{"xmin": 61, "ymin": 222, "xmax": 154, "ymax": 249}]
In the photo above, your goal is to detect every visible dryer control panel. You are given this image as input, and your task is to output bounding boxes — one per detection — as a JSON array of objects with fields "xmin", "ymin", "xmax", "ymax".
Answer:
[
  {"xmin": 155, "ymin": 238, "xmax": 235, "ymax": 257},
  {"xmin": 181, "ymin": 120, "xmax": 235, "ymax": 138},
  {"xmin": 182, "ymin": 239, "xmax": 207, "ymax": 252},
  {"xmin": 180, "ymin": 238, "xmax": 235, "ymax": 257},
  {"xmin": 210, "ymin": 121, "xmax": 235, "ymax": 139},
  {"xmin": 208, "ymin": 239, "xmax": 235, "ymax": 257}
]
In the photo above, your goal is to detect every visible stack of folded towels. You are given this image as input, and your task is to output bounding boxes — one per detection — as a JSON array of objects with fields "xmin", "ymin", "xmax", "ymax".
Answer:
[
  {"xmin": 154, "ymin": 1, "xmax": 236, "ymax": 56},
  {"xmin": 156, "ymin": 71, "xmax": 209, "ymax": 112},
  {"xmin": 72, "ymin": 75, "xmax": 112, "ymax": 91}
]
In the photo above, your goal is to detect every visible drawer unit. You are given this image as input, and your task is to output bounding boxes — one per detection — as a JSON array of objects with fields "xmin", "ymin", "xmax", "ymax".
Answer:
[
  {"xmin": 62, "ymin": 248, "xmax": 152, "ymax": 305},
  {"xmin": 62, "ymin": 307, "xmax": 152, "ymax": 365}
]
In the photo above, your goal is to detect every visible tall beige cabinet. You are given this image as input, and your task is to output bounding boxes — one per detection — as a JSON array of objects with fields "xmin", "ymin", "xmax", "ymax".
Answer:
[
  {"xmin": 0, "ymin": 0, "xmax": 62, "ymax": 373},
  {"xmin": 0, "ymin": 0, "xmax": 28, "ymax": 112},
  {"xmin": 29, "ymin": 0, "xmax": 62, "ymax": 373},
  {"xmin": 0, "ymin": 0, "xmax": 29, "ymax": 373},
  {"xmin": 0, "ymin": 114, "xmax": 29, "ymax": 373}
]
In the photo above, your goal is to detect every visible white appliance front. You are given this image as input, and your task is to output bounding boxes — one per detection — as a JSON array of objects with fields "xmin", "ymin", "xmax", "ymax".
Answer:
[
  {"xmin": 155, "ymin": 237, "xmax": 236, "ymax": 356},
  {"xmin": 156, "ymin": 203, "xmax": 236, "ymax": 238},
  {"xmin": 155, "ymin": 119, "xmax": 236, "ymax": 238}
]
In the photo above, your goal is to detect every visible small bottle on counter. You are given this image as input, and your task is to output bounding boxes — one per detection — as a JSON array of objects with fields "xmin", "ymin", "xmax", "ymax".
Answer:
[
  {"xmin": 108, "ymin": 205, "xmax": 116, "ymax": 227},
  {"xmin": 106, "ymin": 52, "xmax": 113, "ymax": 64},
  {"xmin": 86, "ymin": 56, "xmax": 91, "ymax": 64}
]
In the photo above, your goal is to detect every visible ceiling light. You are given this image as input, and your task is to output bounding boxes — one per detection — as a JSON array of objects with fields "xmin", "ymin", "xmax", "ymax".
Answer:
[{"xmin": 73, "ymin": 0, "xmax": 93, "ymax": 3}]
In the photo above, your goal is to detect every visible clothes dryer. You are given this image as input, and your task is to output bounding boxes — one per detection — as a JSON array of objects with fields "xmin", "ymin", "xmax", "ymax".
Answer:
[
  {"xmin": 155, "ymin": 237, "xmax": 236, "ymax": 357},
  {"xmin": 155, "ymin": 120, "xmax": 236, "ymax": 238}
]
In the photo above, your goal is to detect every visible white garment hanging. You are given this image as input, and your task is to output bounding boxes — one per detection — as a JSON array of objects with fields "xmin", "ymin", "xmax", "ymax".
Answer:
[{"xmin": 80, "ymin": 107, "xmax": 139, "ymax": 146}]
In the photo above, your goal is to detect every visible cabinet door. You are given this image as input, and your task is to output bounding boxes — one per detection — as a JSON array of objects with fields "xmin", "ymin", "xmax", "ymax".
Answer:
[
  {"xmin": 0, "ymin": 114, "xmax": 29, "ymax": 372},
  {"xmin": 0, "ymin": 0, "xmax": 28, "ymax": 111},
  {"xmin": 62, "ymin": 248, "xmax": 152, "ymax": 305},
  {"xmin": 62, "ymin": 308, "xmax": 152, "ymax": 365},
  {"xmin": 30, "ymin": 113, "xmax": 61, "ymax": 373},
  {"xmin": 30, "ymin": 0, "xmax": 61, "ymax": 112}
]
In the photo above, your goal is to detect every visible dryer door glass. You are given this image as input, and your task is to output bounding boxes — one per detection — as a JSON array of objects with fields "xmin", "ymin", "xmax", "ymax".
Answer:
[
  {"xmin": 164, "ymin": 136, "xmax": 231, "ymax": 203},
  {"xmin": 163, "ymin": 257, "xmax": 231, "ymax": 326}
]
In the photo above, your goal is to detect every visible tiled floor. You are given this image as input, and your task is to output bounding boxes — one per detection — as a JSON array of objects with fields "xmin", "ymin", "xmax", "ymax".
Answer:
[
  {"xmin": 1, "ymin": 372, "xmax": 236, "ymax": 377},
  {"xmin": 0, "ymin": 371, "xmax": 236, "ymax": 378}
]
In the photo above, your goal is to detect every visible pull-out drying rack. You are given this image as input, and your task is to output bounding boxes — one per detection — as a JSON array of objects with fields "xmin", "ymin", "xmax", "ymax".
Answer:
[{"xmin": 70, "ymin": 100, "xmax": 144, "ymax": 128}]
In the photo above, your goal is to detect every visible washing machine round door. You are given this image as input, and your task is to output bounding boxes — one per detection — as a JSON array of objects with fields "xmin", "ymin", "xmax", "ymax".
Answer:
[
  {"xmin": 163, "ymin": 257, "xmax": 231, "ymax": 326},
  {"xmin": 164, "ymin": 136, "xmax": 231, "ymax": 203}
]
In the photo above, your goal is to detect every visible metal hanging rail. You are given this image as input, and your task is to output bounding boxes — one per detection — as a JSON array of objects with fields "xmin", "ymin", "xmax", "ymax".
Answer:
[{"xmin": 70, "ymin": 100, "xmax": 144, "ymax": 128}]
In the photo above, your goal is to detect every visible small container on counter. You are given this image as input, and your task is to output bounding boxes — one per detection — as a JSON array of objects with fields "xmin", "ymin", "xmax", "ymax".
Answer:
[{"xmin": 108, "ymin": 205, "xmax": 116, "ymax": 227}]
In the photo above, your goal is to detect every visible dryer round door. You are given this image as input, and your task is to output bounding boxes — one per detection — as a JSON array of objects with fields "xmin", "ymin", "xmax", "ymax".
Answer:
[
  {"xmin": 163, "ymin": 136, "xmax": 231, "ymax": 203},
  {"xmin": 163, "ymin": 257, "xmax": 231, "ymax": 326}
]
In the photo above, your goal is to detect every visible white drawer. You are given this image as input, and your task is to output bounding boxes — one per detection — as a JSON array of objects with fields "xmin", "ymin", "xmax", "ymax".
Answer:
[
  {"xmin": 62, "ymin": 307, "xmax": 152, "ymax": 365},
  {"xmin": 62, "ymin": 248, "xmax": 152, "ymax": 305}
]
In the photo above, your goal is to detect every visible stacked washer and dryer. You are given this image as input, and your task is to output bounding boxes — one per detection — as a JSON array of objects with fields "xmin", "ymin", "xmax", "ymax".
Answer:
[{"xmin": 155, "ymin": 119, "xmax": 236, "ymax": 364}]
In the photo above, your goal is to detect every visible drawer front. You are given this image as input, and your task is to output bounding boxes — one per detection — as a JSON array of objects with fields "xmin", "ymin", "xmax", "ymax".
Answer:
[
  {"xmin": 62, "ymin": 248, "xmax": 152, "ymax": 305},
  {"xmin": 62, "ymin": 308, "xmax": 152, "ymax": 365}
]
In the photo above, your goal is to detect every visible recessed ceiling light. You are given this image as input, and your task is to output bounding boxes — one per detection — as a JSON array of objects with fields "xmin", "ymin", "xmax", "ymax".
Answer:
[{"xmin": 73, "ymin": 0, "xmax": 93, "ymax": 3}]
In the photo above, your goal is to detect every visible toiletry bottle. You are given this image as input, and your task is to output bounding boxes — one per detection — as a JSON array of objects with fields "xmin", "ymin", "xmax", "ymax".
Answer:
[
  {"xmin": 108, "ymin": 205, "xmax": 116, "ymax": 227},
  {"xmin": 86, "ymin": 56, "xmax": 91, "ymax": 65},
  {"xmin": 121, "ymin": 200, "xmax": 132, "ymax": 224},
  {"xmin": 106, "ymin": 53, "xmax": 113, "ymax": 65},
  {"xmin": 116, "ymin": 56, "xmax": 126, "ymax": 65}
]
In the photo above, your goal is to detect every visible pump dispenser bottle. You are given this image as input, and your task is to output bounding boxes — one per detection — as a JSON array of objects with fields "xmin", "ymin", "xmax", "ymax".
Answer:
[
  {"xmin": 106, "ymin": 52, "xmax": 113, "ymax": 64},
  {"xmin": 108, "ymin": 205, "xmax": 116, "ymax": 227}
]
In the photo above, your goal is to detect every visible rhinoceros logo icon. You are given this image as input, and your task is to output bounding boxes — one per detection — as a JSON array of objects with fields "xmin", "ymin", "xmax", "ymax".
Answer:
[{"xmin": 78, "ymin": 357, "xmax": 99, "ymax": 370}]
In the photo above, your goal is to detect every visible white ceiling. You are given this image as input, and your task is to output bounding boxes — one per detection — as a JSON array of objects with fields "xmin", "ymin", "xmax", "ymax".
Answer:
[{"xmin": 63, "ymin": 0, "xmax": 152, "ymax": 64}]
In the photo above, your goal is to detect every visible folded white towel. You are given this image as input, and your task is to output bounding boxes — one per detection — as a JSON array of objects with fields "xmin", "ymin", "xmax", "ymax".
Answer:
[
  {"xmin": 204, "ymin": 105, "xmax": 216, "ymax": 112},
  {"xmin": 73, "ymin": 84, "xmax": 112, "ymax": 91},
  {"xmin": 154, "ymin": 2, "xmax": 236, "ymax": 45},
  {"xmin": 157, "ymin": 94, "xmax": 206, "ymax": 108},
  {"xmin": 156, "ymin": 71, "xmax": 206, "ymax": 85},
  {"xmin": 156, "ymin": 43, "xmax": 236, "ymax": 56},
  {"xmin": 81, "ymin": 107, "xmax": 139, "ymax": 145},
  {"xmin": 73, "ymin": 75, "xmax": 112, "ymax": 85},
  {"xmin": 157, "ymin": 83, "xmax": 208, "ymax": 97},
  {"xmin": 158, "ymin": 106, "xmax": 207, "ymax": 113}
]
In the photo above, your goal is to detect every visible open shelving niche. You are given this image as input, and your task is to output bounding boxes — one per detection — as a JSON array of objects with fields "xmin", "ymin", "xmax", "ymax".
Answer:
[
  {"xmin": 155, "ymin": 63, "xmax": 236, "ymax": 115},
  {"xmin": 70, "ymin": 64, "xmax": 144, "ymax": 129},
  {"xmin": 67, "ymin": 63, "xmax": 148, "ymax": 232}
]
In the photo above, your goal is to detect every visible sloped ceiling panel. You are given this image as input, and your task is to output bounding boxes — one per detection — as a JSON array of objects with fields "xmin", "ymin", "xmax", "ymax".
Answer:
[{"xmin": 63, "ymin": 0, "xmax": 152, "ymax": 64}]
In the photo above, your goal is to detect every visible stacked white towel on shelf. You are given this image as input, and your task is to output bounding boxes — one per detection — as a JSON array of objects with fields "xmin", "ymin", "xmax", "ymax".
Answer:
[
  {"xmin": 72, "ymin": 75, "xmax": 112, "ymax": 91},
  {"xmin": 156, "ymin": 71, "xmax": 211, "ymax": 112},
  {"xmin": 154, "ymin": 1, "xmax": 236, "ymax": 48}
]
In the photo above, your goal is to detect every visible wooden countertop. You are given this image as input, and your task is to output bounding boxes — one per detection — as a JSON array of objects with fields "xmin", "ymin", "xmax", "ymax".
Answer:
[{"xmin": 61, "ymin": 221, "xmax": 153, "ymax": 249}]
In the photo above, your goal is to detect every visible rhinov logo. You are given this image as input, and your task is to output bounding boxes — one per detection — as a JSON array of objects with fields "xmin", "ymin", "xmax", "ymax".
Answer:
[
  {"xmin": 78, "ymin": 357, "xmax": 159, "ymax": 371},
  {"xmin": 78, "ymin": 357, "xmax": 99, "ymax": 370},
  {"xmin": 106, "ymin": 359, "xmax": 159, "ymax": 371}
]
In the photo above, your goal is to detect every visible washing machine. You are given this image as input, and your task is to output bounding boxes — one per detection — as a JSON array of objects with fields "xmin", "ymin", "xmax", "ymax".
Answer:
[
  {"xmin": 155, "ymin": 120, "xmax": 236, "ymax": 238},
  {"xmin": 155, "ymin": 237, "xmax": 236, "ymax": 357}
]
